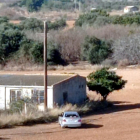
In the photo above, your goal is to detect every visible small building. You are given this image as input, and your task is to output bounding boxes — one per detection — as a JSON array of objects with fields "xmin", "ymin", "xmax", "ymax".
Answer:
[
  {"xmin": 90, "ymin": 8, "xmax": 96, "ymax": 12},
  {"xmin": 0, "ymin": 74, "xmax": 87, "ymax": 110},
  {"xmin": 124, "ymin": 6, "xmax": 139, "ymax": 13}
]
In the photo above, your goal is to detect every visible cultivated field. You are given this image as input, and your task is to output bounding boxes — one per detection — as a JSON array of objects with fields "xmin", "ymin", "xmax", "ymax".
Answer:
[{"xmin": 0, "ymin": 68, "xmax": 140, "ymax": 140}]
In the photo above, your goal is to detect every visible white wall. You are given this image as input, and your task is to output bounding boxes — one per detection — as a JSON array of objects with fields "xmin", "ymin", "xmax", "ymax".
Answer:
[
  {"xmin": 0, "ymin": 87, "xmax": 5, "ymax": 110},
  {"xmin": 47, "ymin": 86, "xmax": 53, "ymax": 108}
]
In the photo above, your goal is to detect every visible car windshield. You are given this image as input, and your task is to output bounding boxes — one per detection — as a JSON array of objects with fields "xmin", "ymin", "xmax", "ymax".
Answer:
[{"xmin": 65, "ymin": 113, "xmax": 79, "ymax": 117}]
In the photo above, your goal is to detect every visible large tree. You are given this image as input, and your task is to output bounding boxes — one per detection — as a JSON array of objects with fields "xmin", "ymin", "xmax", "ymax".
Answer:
[
  {"xmin": 87, "ymin": 68, "xmax": 127, "ymax": 100},
  {"xmin": 23, "ymin": 0, "xmax": 44, "ymax": 12}
]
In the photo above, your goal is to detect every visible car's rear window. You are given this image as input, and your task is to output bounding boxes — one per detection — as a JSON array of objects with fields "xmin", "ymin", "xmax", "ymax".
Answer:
[{"xmin": 65, "ymin": 114, "xmax": 79, "ymax": 117}]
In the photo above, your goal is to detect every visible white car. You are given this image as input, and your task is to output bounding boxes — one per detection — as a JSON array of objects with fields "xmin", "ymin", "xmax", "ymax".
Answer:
[{"xmin": 58, "ymin": 111, "xmax": 82, "ymax": 128}]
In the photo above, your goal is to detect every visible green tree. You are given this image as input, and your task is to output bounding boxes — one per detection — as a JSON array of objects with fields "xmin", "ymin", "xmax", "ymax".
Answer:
[
  {"xmin": 87, "ymin": 68, "xmax": 127, "ymax": 100},
  {"xmin": 19, "ymin": 18, "xmax": 44, "ymax": 32},
  {"xmin": 0, "ymin": 29, "xmax": 24, "ymax": 64},
  {"xmin": 47, "ymin": 41, "xmax": 65, "ymax": 65},
  {"xmin": 75, "ymin": 10, "xmax": 109, "ymax": 27},
  {"xmin": 81, "ymin": 36, "xmax": 112, "ymax": 64},
  {"xmin": 25, "ymin": 0, "xmax": 44, "ymax": 12},
  {"xmin": 30, "ymin": 41, "xmax": 43, "ymax": 63}
]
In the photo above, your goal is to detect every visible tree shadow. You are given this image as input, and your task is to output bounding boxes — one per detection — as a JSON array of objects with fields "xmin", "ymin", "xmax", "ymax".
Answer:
[
  {"xmin": 111, "ymin": 101, "xmax": 131, "ymax": 105},
  {"xmin": 0, "ymin": 138, "xmax": 10, "ymax": 140},
  {"xmin": 97, "ymin": 102, "xmax": 140, "ymax": 115}
]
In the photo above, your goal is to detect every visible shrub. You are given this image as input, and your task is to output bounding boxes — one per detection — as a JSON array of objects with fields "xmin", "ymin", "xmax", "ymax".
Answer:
[
  {"xmin": 10, "ymin": 100, "xmax": 24, "ymax": 114},
  {"xmin": 19, "ymin": 18, "xmax": 44, "ymax": 32},
  {"xmin": 112, "ymin": 34, "xmax": 140, "ymax": 65},
  {"xmin": 29, "ymin": 41, "xmax": 44, "ymax": 63},
  {"xmin": 20, "ymin": 0, "xmax": 44, "ymax": 12},
  {"xmin": 19, "ymin": 18, "xmax": 67, "ymax": 32},
  {"xmin": 47, "ymin": 42, "xmax": 66, "ymax": 65},
  {"xmin": 75, "ymin": 10, "xmax": 109, "ymax": 27},
  {"xmin": 93, "ymin": 16, "xmax": 111, "ymax": 27},
  {"xmin": 81, "ymin": 36, "xmax": 112, "ymax": 64},
  {"xmin": 0, "ymin": 28, "xmax": 24, "ymax": 64},
  {"xmin": 0, "ymin": 16, "xmax": 9, "ymax": 24},
  {"xmin": 47, "ymin": 18, "xmax": 67, "ymax": 30}
]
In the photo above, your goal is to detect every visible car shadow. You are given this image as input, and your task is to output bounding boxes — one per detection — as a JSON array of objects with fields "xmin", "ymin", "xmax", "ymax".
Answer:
[
  {"xmin": 68, "ymin": 123, "xmax": 103, "ymax": 129},
  {"xmin": 81, "ymin": 123, "xmax": 103, "ymax": 129}
]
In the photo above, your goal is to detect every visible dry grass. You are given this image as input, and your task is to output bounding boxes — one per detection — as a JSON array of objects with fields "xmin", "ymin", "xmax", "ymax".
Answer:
[
  {"xmin": 0, "ymin": 101, "xmax": 112, "ymax": 129},
  {"xmin": 3, "ymin": 62, "xmax": 44, "ymax": 71}
]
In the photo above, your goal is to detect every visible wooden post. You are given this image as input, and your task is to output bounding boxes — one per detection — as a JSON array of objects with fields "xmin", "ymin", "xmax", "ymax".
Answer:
[
  {"xmin": 5, "ymin": 87, "xmax": 6, "ymax": 110},
  {"xmin": 44, "ymin": 21, "xmax": 47, "ymax": 110}
]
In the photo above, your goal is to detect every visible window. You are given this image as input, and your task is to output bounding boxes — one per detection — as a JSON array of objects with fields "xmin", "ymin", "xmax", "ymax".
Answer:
[
  {"xmin": 31, "ymin": 89, "xmax": 44, "ymax": 104},
  {"xmin": 65, "ymin": 113, "xmax": 79, "ymax": 117},
  {"xmin": 10, "ymin": 89, "xmax": 22, "ymax": 102}
]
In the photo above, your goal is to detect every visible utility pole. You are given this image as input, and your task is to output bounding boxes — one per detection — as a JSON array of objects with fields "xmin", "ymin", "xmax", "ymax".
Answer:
[
  {"xmin": 75, "ymin": 0, "xmax": 77, "ymax": 11},
  {"xmin": 79, "ymin": 0, "xmax": 81, "ymax": 12},
  {"xmin": 44, "ymin": 21, "xmax": 47, "ymax": 110}
]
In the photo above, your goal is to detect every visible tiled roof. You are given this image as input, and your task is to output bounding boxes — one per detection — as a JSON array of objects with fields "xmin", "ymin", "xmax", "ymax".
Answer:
[{"xmin": 0, "ymin": 75, "xmax": 71, "ymax": 86}]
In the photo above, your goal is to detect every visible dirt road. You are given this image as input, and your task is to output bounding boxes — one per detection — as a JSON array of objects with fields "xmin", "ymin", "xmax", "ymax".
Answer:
[{"xmin": 1, "ymin": 68, "xmax": 140, "ymax": 140}]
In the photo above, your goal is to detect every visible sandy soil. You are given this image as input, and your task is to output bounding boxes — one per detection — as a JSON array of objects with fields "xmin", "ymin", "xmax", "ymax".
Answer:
[
  {"xmin": 9, "ymin": 20, "xmax": 21, "ymax": 24},
  {"xmin": 109, "ymin": 10, "xmax": 124, "ymax": 16},
  {"xmin": 1, "ymin": 68, "xmax": 140, "ymax": 140},
  {"xmin": 66, "ymin": 20, "xmax": 75, "ymax": 29}
]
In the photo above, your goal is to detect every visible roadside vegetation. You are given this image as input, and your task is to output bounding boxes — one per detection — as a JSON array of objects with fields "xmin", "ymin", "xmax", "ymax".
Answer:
[{"xmin": 0, "ymin": 100, "xmax": 112, "ymax": 129}]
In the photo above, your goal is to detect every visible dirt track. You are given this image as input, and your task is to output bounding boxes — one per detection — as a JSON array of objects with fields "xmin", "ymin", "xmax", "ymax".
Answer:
[{"xmin": 1, "ymin": 68, "xmax": 140, "ymax": 140}]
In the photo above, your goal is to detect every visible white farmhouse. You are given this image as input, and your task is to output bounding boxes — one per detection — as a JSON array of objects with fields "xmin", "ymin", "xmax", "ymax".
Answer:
[
  {"xmin": 0, "ymin": 74, "xmax": 87, "ymax": 110},
  {"xmin": 124, "ymin": 6, "xmax": 139, "ymax": 13}
]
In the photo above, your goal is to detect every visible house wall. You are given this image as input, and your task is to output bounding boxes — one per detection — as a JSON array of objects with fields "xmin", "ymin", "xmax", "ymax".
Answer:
[
  {"xmin": 124, "ymin": 7, "xmax": 139, "ymax": 13},
  {"xmin": 47, "ymin": 87, "xmax": 53, "ymax": 108},
  {"xmin": 0, "ymin": 76, "xmax": 87, "ymax": 110},
  {"xmin": 0, "ymin": 87, "xmax": 5, "ymax": 110},
  {"xmin": 53, "ymin": 75, "xmax": 87, "ymax": 107}
]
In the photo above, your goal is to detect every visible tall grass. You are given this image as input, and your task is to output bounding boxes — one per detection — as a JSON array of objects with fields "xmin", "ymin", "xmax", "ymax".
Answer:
[{"xmin": 0, "ymin": 101, "xmax": 112, "ymax": 129}]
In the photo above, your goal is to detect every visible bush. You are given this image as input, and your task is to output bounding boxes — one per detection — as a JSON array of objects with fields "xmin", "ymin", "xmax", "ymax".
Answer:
[
  {"xmin": 17, "ymin": 39, "xmax": 65, "ymax": 65},
  {"xmin": 48, "ymin": 18, "xmax": 67, "ymax": 30},
  {"xmin": 19, "ymin": 18, "xmax": 67, "ymax": 32},
  {"xmin": 20, "ymin": 0, "xmax": 44, "ymax": 12},
  {"xmin": 94, "ymin": 16, "xmax": 111, "ymax": 27},
  {"xmin": 19, "ymin": 18, "xmax": 44, "ymax": 32},
  {"xmin": 81, "ymin": 36, "xmax": 112, "ymax": 64},
  {"xmin": 75, "ymin": 10, "xmax": 109, "ymax": 27},
  {"xmin": 29, "ymin": 41, "xmax": 44, "ymax": 63},
  {"xmin": 0, "ymin": 16, "xmax": 9, "ymax": 24},
  {"xmin": 10, "ymin": 100, "xmax": 24, "ymax": 114},
  {"xmin": 0, "ymin": 28, "xmax": 24, "ymax": 64},
  {"xmin": 112, "ymin": 34, "xmax": 140, "ymax": 65},
  {"xmin": 111, "ymin": 14, "xmax": 140, "ymax": 25},
  {"xmin": 47, "ymin": 42, "xmax": 66, "ymax": 65}
]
